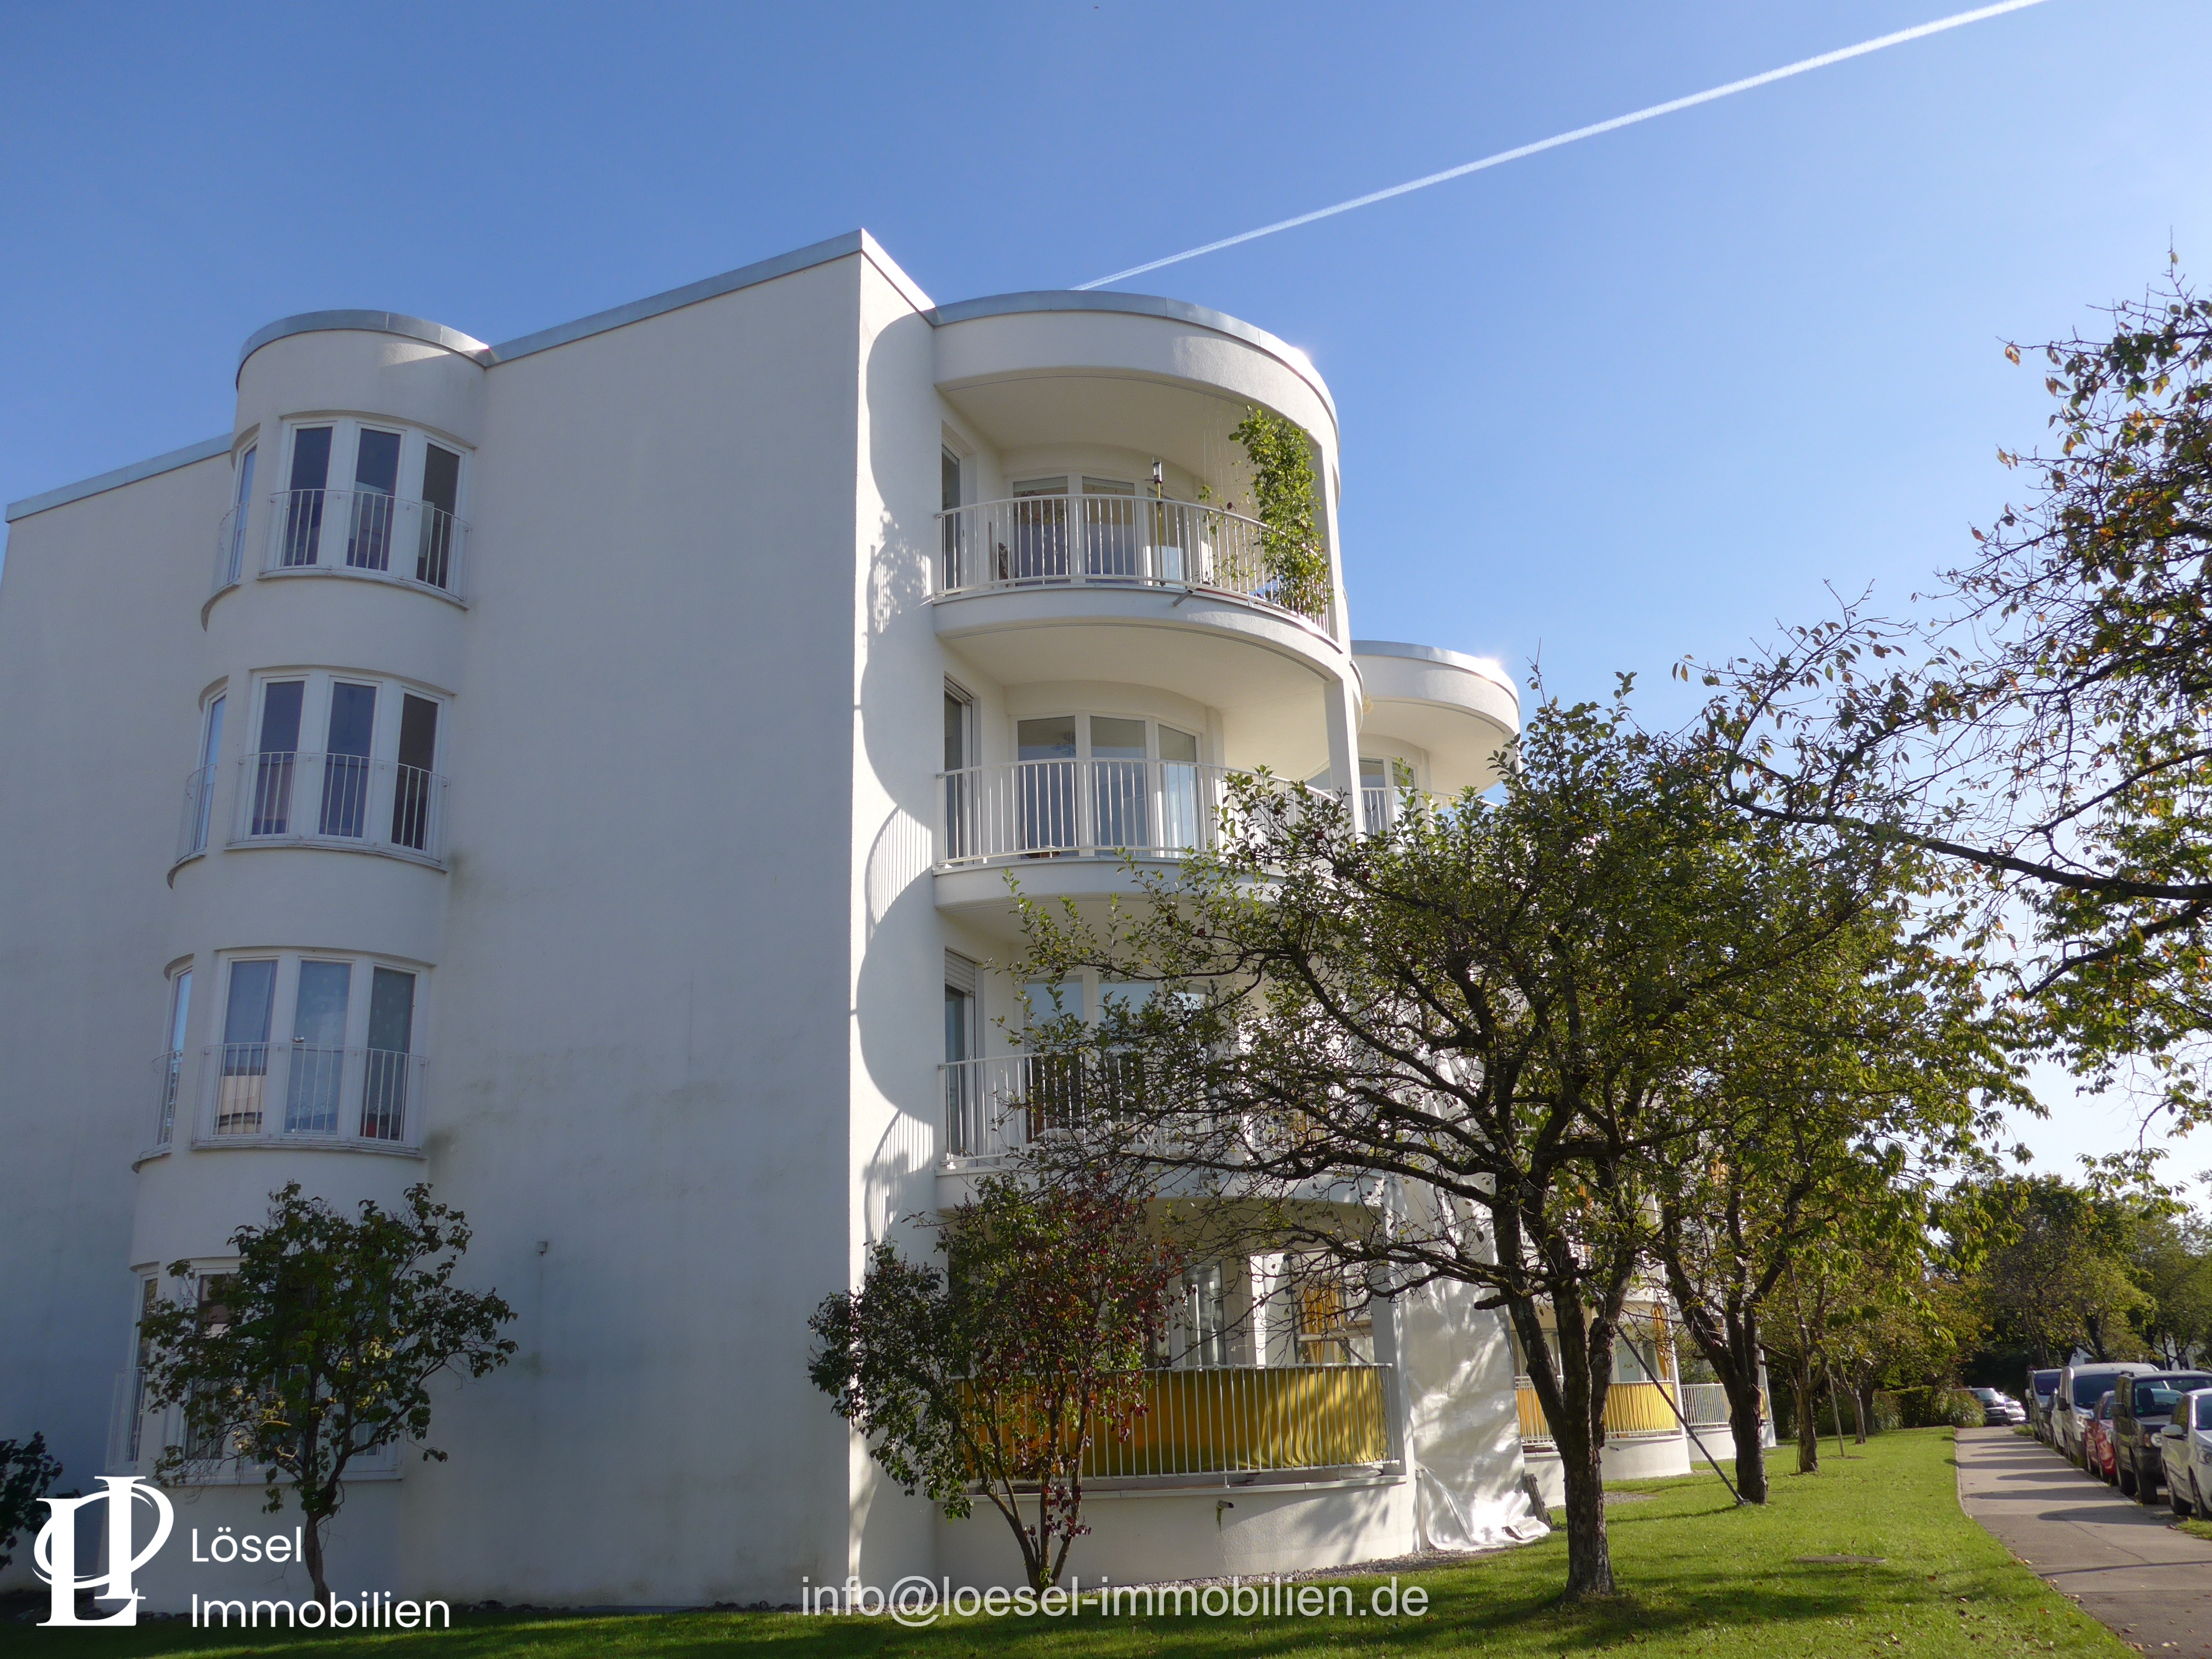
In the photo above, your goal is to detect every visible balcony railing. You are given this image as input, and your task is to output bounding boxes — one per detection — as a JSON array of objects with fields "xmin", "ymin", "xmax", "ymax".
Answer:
[
  {"xmin": 936, "ymin": 494, "xmax": 1331, "ymax": 630},
  {"xmin": 944, "ymin": 1052, "xmax": 1165, "ymax": 1162},
  {"xmin": 939, "ymin": 758, "xmax": 1237, "ymax": 869},
  {"xmin": 230, "ymin": 752, "xmax": 447, "ymax": 864},
  {"xmin": 1514, "ymin": 1375, "xmax": 1684, "ymax": 1447},
  {"xmin": 202, "ymin": 1042, "xmax": 425, "ymax": 1147},
  {"xmin": 263, "ymin": 488, "xmax": 468, "ymax": 601},
  {"xmin": 1084, "ymin": 1364, "xmax": 1394, "ymax": 1479},
  {"xmin": 175, "ymin": 763, "xmax": 219, "ymax": 863}
]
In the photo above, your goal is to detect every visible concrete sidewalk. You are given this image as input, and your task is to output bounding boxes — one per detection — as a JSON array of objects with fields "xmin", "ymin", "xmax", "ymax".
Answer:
[{"xmin": 1955, "ymin": 1426, "xmax": 2212, "ymax": 1655}]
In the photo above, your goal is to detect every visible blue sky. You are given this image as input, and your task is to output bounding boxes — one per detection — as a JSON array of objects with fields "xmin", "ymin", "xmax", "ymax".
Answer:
[{"xmin": 5, "ymin": 0, "xmax": 2208, "ymax": 1179}]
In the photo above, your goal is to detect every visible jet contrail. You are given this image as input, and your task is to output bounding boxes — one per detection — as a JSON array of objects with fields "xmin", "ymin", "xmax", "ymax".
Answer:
[{"xmin": 1075, "ymin": 0, "xmax": 2053, "ymax": 291}]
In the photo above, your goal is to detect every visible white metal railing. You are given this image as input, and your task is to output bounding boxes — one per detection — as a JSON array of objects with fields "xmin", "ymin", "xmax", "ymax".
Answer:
[
  {"xmin": 202, "ymin": 1042, "xmax": 425, "ymax": 1146},
  {"xmin": 152, "ymin": 1049, "xmax": 184, "ymax": 1147},
  {"xmin": 1361, "ymin": 786, "xmax": 1448, "ymax": 834},
  {"xmin": 175, "ymin": 763, "xmax": 218, "ymax": 863},
  {"xmin": 1679, "ymin": 1383, "xmax": 1730, "ymax": 1427},
  {"xmin": 230, "ymin": 752, "xmax": 447, "ymax": 863},
  {"xmin": 942, "ymin": 1052, "xmax": 1162, "ymax": 1162},
  {"xmin": 938, "ymin": 758, "xmax": 1235, "ymax": 868},
  {"xmin": 265, "ymin": 488, "xmax": 468, "ymax": 599},
  {"xmin": 936, "ymin": 494, "xmax": 1332, "ymax": 630}
]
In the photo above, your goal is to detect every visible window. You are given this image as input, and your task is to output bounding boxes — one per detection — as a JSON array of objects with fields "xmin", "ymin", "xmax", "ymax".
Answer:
[
  {"xmin": 236, "ymin": 673, "xmax": 446, "ymax": 861},
  {"xmin": 221, "ymin": 445, "xmax": 255, "ymax": 587},
  {"xmin": 1158, "ymin": 1264, "xmax": 1229, "ymax": 1370},
  {"xmin": 207, "ymin": 953, "xmax": 423, "ymax": 1144},
  {"xmin": 1011, "ymin": 713, "xmax": 1204, "ymax": 855},
  {"xmin": 154, "ymin": 967, "xmax": 192, "ymax": 1145},
  {"xmin": 268, "ymin": 420, "xmax": 467, "ymax": 596},
  {"xmin": 1294, "ymin": 1262, "xmax": 1374, "ymax": 1365},
  {"xmin": 127, "ymin": 1277, "xmax": 158, "ymax": 1462},
  {"xmin": 181, "ymin": 1275, "xmax": 235, "ymax": 1462},
  {"xmin": 943, "ymin": 682, "xmax": 974, "ymax": 862},
  {"xmin": 178, "ymin": 693, "xmax": 225, "ymax": 862}
]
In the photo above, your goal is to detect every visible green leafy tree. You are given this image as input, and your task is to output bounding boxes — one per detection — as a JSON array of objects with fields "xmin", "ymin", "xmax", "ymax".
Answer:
[
  {"xmin": 1975, "ymin": 1176, "xmax": 2153, "ymax": 1365},
  {"xmin": 138, "ymin": 1183, "xmax": 516, "ymax": 1606},
  {"xmin": 1651, "ymin": 909, "xmax": 2018, "ymax": 1498},
  {"xmin": 1009, "ymin": 684, "xmax": 1898, "ymax": 1599},
  {"xmin": 808, "ymin": 1166, "xmax": 1181, "ymax": 1592},
  {"xmin": 1229, "ymin": 405, "xmax": 1328, "ymax": 619},
  {"xmin": 2137, "ymin": 1208, "xmax": 2212, "ymax": 1366},
  {"xmin": 1701, "ymin": 263, "xmax": 2212, "ymax": 1127},
  {"xmin": 0, "ymin": 1433, "xmax": 64, "ymax": 1571}
]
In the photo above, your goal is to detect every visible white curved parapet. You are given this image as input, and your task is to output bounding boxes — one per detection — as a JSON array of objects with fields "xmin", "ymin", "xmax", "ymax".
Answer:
[{"xmin": 1353, "ymin": 640, "xmax": 1521, "ymax": 796}]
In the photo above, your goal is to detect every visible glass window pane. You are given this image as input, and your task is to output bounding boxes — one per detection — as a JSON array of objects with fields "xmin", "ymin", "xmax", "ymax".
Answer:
[
  {"xmin": 1089, "ymin": 717, "xmax": 1147, "ymax": 759},
  {"xmin": 944, "ymin": 984, "xmax": 972, "ymax": 1064},
  {"xmin": 1012, "ymin": 476, "xmax": 1067, "ymax": 496},
  {"xmin": 258, "ymin": 682, "xmax": 304, "ymax": 753},
  {"xmin": 287, "ymin": 427, "xmax": 332, "ymax": 491},
  {"xmin": 233, "ymin": 446, "xmax": 255, "ymax": 510},
  {"xmin": 353, "ymin": 430, "xmax": 401, "ymax": 495},
  {"xmin": 1081, "ymin": 476, "xmax": 1136, "ymax": 495},
  {"xmin": 397, "ymin": 695, "xmax": 437, "ymax": 772},
  {"xmin": 223, "ymin": 961, "xmax": 276, "ymax": 1045},
  {"xmin": 419, "ymin": 445, "xmax": 461, "ymax": 515},
  {"xmin": 941, "ymin": 449, "xmax": 961, "ymax": 513},
  {"xmin": 293, "ymin": 962, "xmax": 352, "ymax": 1046},
  {"xmin": 368, "ymin": 968, "xmax": 415, "ymax": 1053},
  {"xmin": 168, "ymin": 971, "xmax": 192, "ymax": 1050},
  {"xmin": 200, "ymin": 695, "xmax": 225, "ymax": 769},
  {"xmin": 943, "ymin": 692, "xmax": 967, "ymax": 771},
  {"xmin": 1024, "ymin": 980, "xmax": 1083, "ymax": 1024},
  {"xmin": 1158, "ymin": 725, "xmax": 1198, "ymax": 764},
  {"xmin": 1018, "ymin": 717, "xmax": 1078, "ymax": 760},
  {"xmin": 325, "ymin": 684, "xmax": 377, "ymax": 757}
]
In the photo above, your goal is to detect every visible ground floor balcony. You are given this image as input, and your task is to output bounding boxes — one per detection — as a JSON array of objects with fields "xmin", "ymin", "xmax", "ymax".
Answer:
[
  {"xmin": 106, "ymin": 1369, "xmax": 400, "ymax": 1480},
  {"xmin": 1084, "ymin": 1364, "xmax": 1397, "ymax": 1484},
  {"xmin": 1514, "ymin": 1375, "xmax": 1687, "ymax": 1447}
]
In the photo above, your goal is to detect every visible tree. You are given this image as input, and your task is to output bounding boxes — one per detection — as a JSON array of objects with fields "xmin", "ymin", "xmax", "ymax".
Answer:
[
  {"xmin": 0, "ymin": 1433, "xmax": 64, "ymax": 1571},
  {"xmin": 2136, "ymin": 1208, "xmax": 2212, "ymax": 1366},
  {"xmin": 1228, "ymin": 406, "xmax": 1328, "ymax": 618},
  {"xmin": 1650, "ymin": 910, "xmax": 2018, "ymax": 1499},
  {"xmin": 138, "ymin": 1183, "xmax": 516, "ymax": 1606},
  {"xmin": 1975, "ymin": 1176, "xmax": 2153, "ymax": 1365},
  {"xmin": 1700, "ymin": 264, "xmax": 2212, "ymax": 1126},
  {"xmin": 1010, "ymin": 686, "xmax": 1893, "ymax": 1599},
  {"xmin": 808, "ymin": 1166, "xmax": 1181, "ymax": 1592}
]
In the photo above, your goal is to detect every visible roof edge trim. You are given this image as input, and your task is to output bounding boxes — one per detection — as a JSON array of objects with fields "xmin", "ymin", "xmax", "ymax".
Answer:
[
  {"xmin": 1352, "ymin": 639, "xmax": 1521, "ymax": 705},
  {"xmin": 238, "ymin": 311, "xmax": 494, "ymax": 377},
  {"xmin": 923, "ymin": 290, "xmax": 1337, "ymax": 430},
  {"xmin": 7, "ymin": 435, "xmax": 233, "ymax": 523}
]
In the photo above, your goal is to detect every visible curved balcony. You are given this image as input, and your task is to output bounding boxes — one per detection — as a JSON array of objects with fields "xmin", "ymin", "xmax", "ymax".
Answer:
[
  {"xmin": 932, "ymin": 495, "xmax": 1350, "ymax": 769},
  {"xmin": 937, "ymin": 494, "xmax": 1330, "ymax": 630},
  {"xmin": 193, "ymin": 1040, "xmax": 426, "ymax": 1152},
  {"xmin": 1353, "ymin": 640, "xmax": 1520, "ymax": 795},
  {"xmin": 219, "ymin": 488, "xmax": 468, "ymax": 604},
  {"xmin": 228, "ymin": 752, "xmax": 447, "ymax": 867},
  {"xmin": 933, "ymin": 758, "xmax": 1323, "ymax": 920}
]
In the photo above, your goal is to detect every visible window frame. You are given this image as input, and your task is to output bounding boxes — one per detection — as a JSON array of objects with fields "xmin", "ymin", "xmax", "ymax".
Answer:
[
  {"xmin": 232, "ymin": 670, "xmax": 450, "ymax": 864},
  {"xmin": 260, "ymin": 416, "xmax": 472, "ymax": 603}
]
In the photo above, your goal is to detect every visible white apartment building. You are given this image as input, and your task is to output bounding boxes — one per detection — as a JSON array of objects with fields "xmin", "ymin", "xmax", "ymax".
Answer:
[{"xmin": 0, "ymin": 229, "xmax": 1664, "ymax": 1608}]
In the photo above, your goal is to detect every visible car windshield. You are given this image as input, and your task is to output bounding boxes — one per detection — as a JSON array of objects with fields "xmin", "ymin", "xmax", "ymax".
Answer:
[
  {"xmin": 2075, "ymin": 1374, "xmax": 2128, "ymax": 1407},
  {"xmin": 1973, "ymin": 1387, "xmax": 2000, "ymax": 1402},
  {"xmin": 2138, "ymin": 1376, "xmax": 2212, "ymax": 1414},
  {"xmin": 2199, "ymin": 1397, "xmax": 2212, "ymax": 1430}
]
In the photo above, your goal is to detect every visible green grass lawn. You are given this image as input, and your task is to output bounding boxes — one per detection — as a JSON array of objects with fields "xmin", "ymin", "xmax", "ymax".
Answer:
[{"xmin": 1, "ymin": 1429, "xmax": 2127, "ymax": 1658}]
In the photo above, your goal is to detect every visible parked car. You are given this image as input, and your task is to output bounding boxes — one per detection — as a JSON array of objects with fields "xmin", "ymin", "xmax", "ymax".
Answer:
[
  {"xmin": 2162, "ymin": 1387, "xmax": 2212, "ymax": 1518},
  {"xmin": 2056, "ymin": 1362, "xmax": 2157, "ymax": 1465},
  {"xmin": 2028, "ymin": 1368, "xmax": 2062, "ymax": 1442},
  {"xmin": 2115, "ymin": 1370, "xmax": 2212, "ymax": 1501},
  {"xmin": 2084, "ymin": 1391, "xmax": 2120, "ymax": 1482},
  {"xmin": 1971, "ymin": 1386, "xmax": 2028, "ymax": 1426}
]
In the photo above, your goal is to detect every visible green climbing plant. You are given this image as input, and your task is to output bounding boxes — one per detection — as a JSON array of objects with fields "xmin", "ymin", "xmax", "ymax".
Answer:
[{"xmin": 1229, "ymin": 406, "xmax": 1328, "ymax": 620}]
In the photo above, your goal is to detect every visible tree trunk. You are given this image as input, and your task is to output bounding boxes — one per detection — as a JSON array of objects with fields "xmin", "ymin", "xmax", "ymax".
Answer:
[
  {"xmin": 302, "ymin": 1512, "xmax": 331, "ymax": 1608},
  {"xmin": 1848, "ymin": 1379, "xmax": 1869, "ymax": 1445},
  {"xmin": 1727, "ymin": 1379, "xmax": 1769, "ymax": 1503},
  {"xmin": 1793, "ymin": 1370, "xmax": 1819, "ymax": 1474},
  {"xmin": 1554, "ymin": 1421, "xmax": 1614, "ymax": 1599}
]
